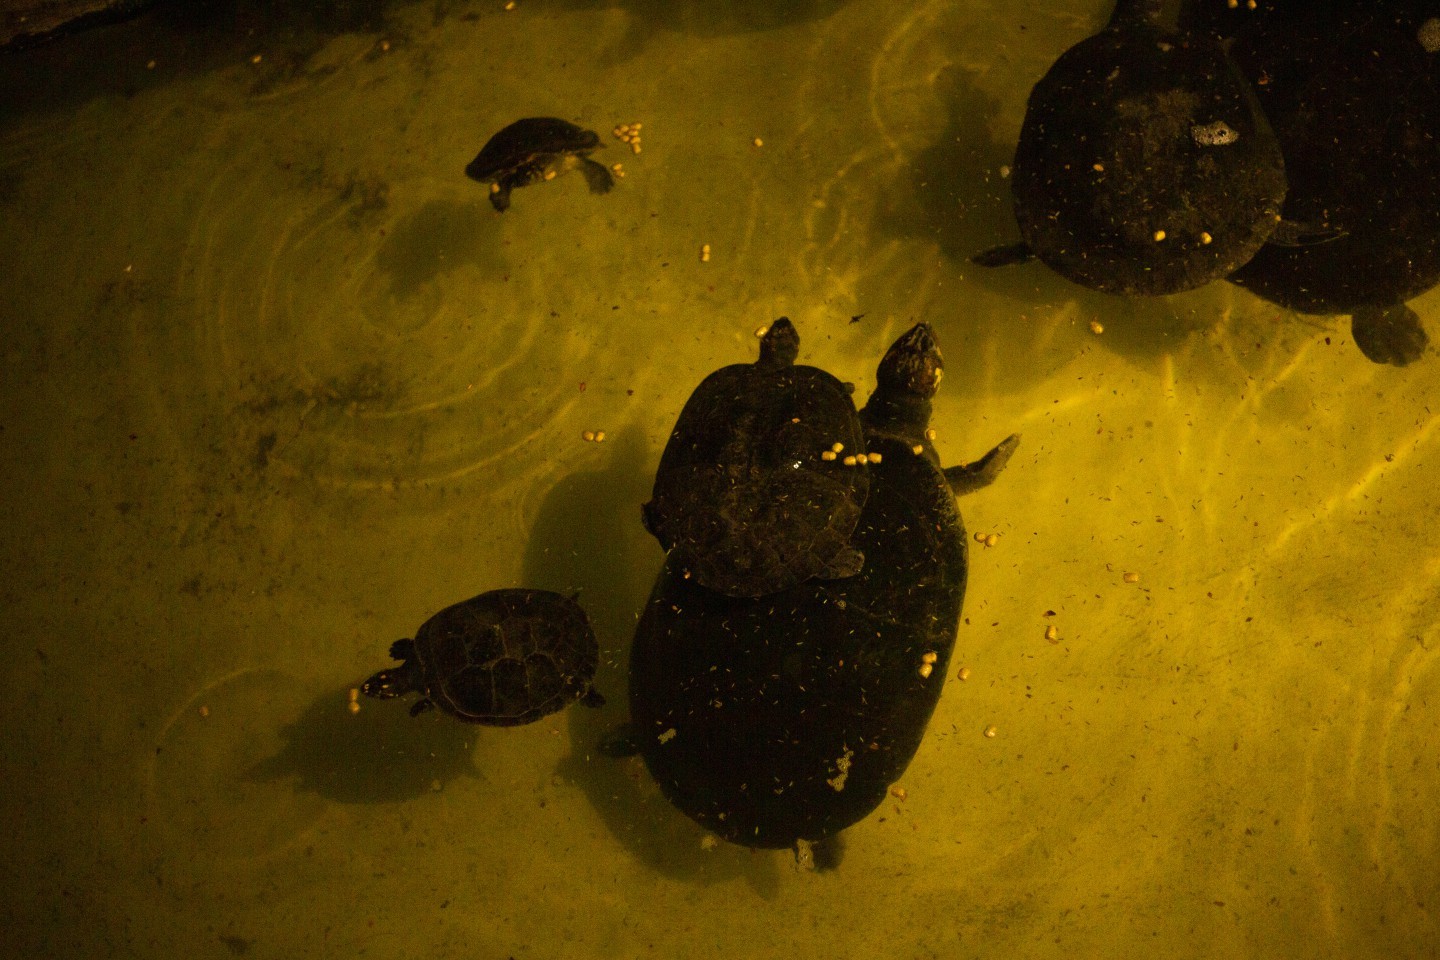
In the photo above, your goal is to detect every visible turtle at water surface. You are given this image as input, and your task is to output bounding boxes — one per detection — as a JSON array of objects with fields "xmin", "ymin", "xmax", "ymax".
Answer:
[
  {"xmin": 621, "ymin": 324, "xmax": 1019, "ymax": 867},
  {"xmin": 465, "ymin": 117, "xmax": 614, "ymax": 212},
  {"xmin": 974, "ymin": 0, "xmax": 1286, "ymax": 295},
  {"xmin": 642, "ymin": 317, "xmax": 870, "ymax": 598},
  {"xmin": 1188, "ymin": 0, "xmax": 1440, "ymax": 365},
  {"xmin": 362, "ymin": 589, "xmax": 604, "ymax": 725}
]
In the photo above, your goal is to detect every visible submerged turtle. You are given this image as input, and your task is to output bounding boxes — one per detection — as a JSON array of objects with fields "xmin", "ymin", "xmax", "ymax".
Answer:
[
  {"xmin": 642, "ymin": 317, "xmax": 869, "ymax": 598},
  {"xmin": 465, "ymin": 117, "xmax": 614, "ymax": 212},
  {"xmin": 1193, "ymin": 1, "xmax": 1439, "ymax": 365},
  {"xmin": 974, "ymin": 0, "xmax": 1286, "ymax": 295},
  {"xmin": 362, "ymin": 588, "xmax": 604, "ymax": 725},
  {"xmin": 618, "ymin": 324, "xmax": 1019, "ymax": 867}
]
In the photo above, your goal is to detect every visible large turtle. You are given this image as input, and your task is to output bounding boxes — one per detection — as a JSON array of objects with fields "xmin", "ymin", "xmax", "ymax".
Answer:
[
  {"xmin": 362, "ymin": 588, "xmax": 604, "ymax": 725},
  {"xmin": 464, "ymin": 117, "xmax": 614, "ymax": 212},
  {"xmin": 642, "ymin": 317, "xmax": 870, "ymax": 598},
  {"xmin": 620, "ymin": 324, "xmax": 1019, "ymax": 867},
  {"xmin": 1186, "ymin": 0, "xmax": 1439, "ymax": 365},
  {"xmin": 974, "ymin": 0, "xmax": 1286, "ymax": 295}
]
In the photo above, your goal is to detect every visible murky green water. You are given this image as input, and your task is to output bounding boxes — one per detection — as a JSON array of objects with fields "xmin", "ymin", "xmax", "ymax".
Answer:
[{"xmin": 2, "ymin": 1, "xmax": 1437, "ymax": 957}]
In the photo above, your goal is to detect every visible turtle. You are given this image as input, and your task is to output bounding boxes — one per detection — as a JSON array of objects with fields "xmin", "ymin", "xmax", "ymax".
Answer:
[
  {"xmin": 361, "ymin": 588, "xmax": 605, "ymax": 725},
  {"xmin": 642, "ymin": 317, "xmax": 870, "ymax": 599},
  {"xmin": 464, "ymin": 117, "xmax": 614, "ymax": 213},
  {"xmin": 1186, "ymin": 0, "xmax": 1439, "ymax": 365},
  {"xmin": 616, "ymin": 323, "xmax": 1019, "ymax": 867},
  {"xmin": 973, "ymin": 0, "xmax": 1287, "ymax": 296}
]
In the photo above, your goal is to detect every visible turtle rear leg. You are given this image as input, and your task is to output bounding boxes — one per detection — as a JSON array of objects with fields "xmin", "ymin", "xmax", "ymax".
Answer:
[
  {"xmin": 944, "ymin": 434, "xmax": 1020, "ymax": 496},
  {"xmin": 579, "ymin": 155, "xmax": 615, "ymax": 195}
]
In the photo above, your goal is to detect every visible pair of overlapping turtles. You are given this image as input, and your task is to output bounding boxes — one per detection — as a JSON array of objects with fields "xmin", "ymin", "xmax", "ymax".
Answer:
[
  {"xmin": 362, "ymin": 319, "xmax": 1019, "ymax": 867},
  {"xmin": 973, "ymin": 0, "xmax": 1439, "ymax": 365}
]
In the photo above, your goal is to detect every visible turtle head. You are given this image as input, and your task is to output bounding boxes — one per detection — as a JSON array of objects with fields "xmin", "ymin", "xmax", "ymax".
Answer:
[
  {"xmin": 876, "ymin": 323, "xmax": 943, "ymax": 401},
  {"xmin": 756, "ymin": 318, "xmax": 800, "ymax": 372},
  {"xmin": 862, "ymin": 323, "xmax": 944, "ymax": 438},
  {"xmin": 361, "ymin": 638, "xmax": 421, "ymax": 700}
]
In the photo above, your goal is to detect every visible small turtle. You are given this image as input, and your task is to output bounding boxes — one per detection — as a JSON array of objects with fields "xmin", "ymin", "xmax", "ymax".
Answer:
[
  {"xmin": 617, "ymin": 324, "xmax": 1019, "ymax": 866},
  {"xmin": 974, "ymin": 0, "xmax": 1286, "ymax": 295},
  {"xmin": 464, "ymin": 117, "xmax": 614, "ymax": 212},
  {"xmin": 362, "ymin": 588, "xmax": 604, "ymax": 725},
  {"xmin": 642, "ymin": 317, "xmax": 869, "ymax": 599},
  {"xmin": 1192, "ymin": 1, "xmax": 1439, "ymax": 365}
]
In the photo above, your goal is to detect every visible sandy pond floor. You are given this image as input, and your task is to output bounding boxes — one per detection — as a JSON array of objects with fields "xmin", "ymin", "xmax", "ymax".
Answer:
[{"xmin": 1, "ymin": 1, "xmax": 1438, "ymax": 957}]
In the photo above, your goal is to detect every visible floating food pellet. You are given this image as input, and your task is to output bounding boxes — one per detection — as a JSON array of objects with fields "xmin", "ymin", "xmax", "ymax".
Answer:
[
  {"xmin": 490, "ymin": 183, "xmax": 500, "ymax": 194},
  {"xmin": 921, "ymin": 651, "xmax": 938, "ymax": 664},
  {"xmin": 504, "ymin": 0, "xmax": 516, "ymax": 8},
  {"xmin": 755, "ymin": 324, "xmax": 769, "ymax": 338},
  {"xmin": 594, "ymin": 430, "xmax": 606, "ymax": 442},
  {"xmin": 984, "ymin": 533, "xmax": 999, "ymax": 547},
  {"xmin": 348, "ymin": 687, "xmax": 359, "ymax": 702},
  {"xmin": 843, "ymin": 455, "xmax": 858, "ymax": 466},
  {"xmin": 999, "ymin": 165, "xmax": 1011, "ymax": 178},
  {"xmin": 1123, "ymin": 571, "xmax": 1140, "ymax": 583},
  {"xmin": 925, "ymin": 428, "xmax": 937, "ymax": 441},
  {"xmin": 1200, "ymin": 232, "xmax": 1213, "ymax": 245},
  {"xmin": 1089, "ymin": 319, "xmax": 1104, "ymax": 334},
  {"xmin": 821, "ymin": 450, "xmax": 837, "ymax": 461},
  {"xmin": 581, "ymin": 430, "xmax": 596, "ymax": 442},
  {"xmin": 251, "ymin": 54, "xmax": 262, "ymax": 64},
  {"xmin": 918, "ymin": 663, "xmax": 933, "ymax": 679},
  {"xmin": 753, "ymin": 137, "xmax": 764, "ymax": 147},
  {"xmin": 543, "ymin": 170, "xmax": 557, "ymax": 181},
  {"xmin": 831, "ymin": 442, "xmax": 844, "ymax": 453},
  {"xmin": 1044, "ymin": 625, "xmax": 1059, "ymax": 641},
  {"xmin": 198, "ymin": 705, "xmax": 210, "ymax": 718},
  {"xmin": 611, "ymin": 163, "xmax": 625, "ymax": 178},
  {"xmin": 890, "ymin": 785, "xmax": 907, "ymax": 799},
  {"xmin": 631, "ymin": 142, "xmax": 642, "ymax": 155},
  {"xmin": 700, "ymin": 243, "xmax": 711, "ymax": 262},
  {"xmin": 957, "ymin": 666, "xmax": 971, "ymax": 681},
  {"xmin": 1153, "ymin": 230, "xmax": 1167, "ymax": 242},
  {"xmin": 983, "ymin": 725, "xmax": 998, "ymax": 738},
  {"xmin": 347, "ymin": 701, "xmax": 360, "ymax": 714},
  {"xmin": 912, "ymin": 444, "xmax": 924, "ymax": 455}
]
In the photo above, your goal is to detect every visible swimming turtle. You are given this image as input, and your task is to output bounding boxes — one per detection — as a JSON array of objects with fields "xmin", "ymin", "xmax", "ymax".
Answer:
[
  {"xmin": 1193, "ymin": 1, "xmax": 1439, "ymax": 365},
  {"xmin": 362, "ymin": 588, "xmax": 604, "ymax": 725},
  {"xmin": 974, "ymin": 0, "xmax": 1286, "ymax": 295},
  {"xmin": 464, "ymin": 117, "xmax": 614, "ymax": 212},
  {"xmin": 642, "ymin": 317, "xmax": 870, "ymax": 599},
  {"xmin": 619, "ymin": 324, "xmax": 1019, "ymax": 867}
]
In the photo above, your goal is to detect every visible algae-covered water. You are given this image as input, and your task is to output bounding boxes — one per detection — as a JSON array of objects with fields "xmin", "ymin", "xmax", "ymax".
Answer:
[{"xmin": 2, "ymin": 1, "xmax": 1437, "ymax": 957}]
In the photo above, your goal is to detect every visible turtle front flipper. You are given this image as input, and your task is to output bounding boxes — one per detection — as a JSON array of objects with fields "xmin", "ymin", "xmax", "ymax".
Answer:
[
  {"xmin": 578, "ymin": 156, "xmax": 615, "ymax": 195},
  {"xmin": 971, "ymin": 242, "xmax": 1035, "ymax": 268},
  {"xmin": 489, "ymin": 180, "xmax": 515, "ymax": 212},
  {"xmin": 944, "ymin": 434, "xmax": 1021, "ymax": 497}
]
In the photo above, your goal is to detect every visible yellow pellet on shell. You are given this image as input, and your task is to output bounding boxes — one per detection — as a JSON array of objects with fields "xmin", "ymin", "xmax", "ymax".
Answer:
[
  {"xmin": 843, "ymin": 455, "xmax": 857, "ymax": 466},
  {"xmin": 867, "ymin": 452, "xmax": 882, "ymax": 464},
  {"xmin": 925, "ymin": 428, "xmax": 937, "ymax": 441},
  {"xmin": 1153, "ymin": 229, "xmax": 1167, "ymax": 242},
  {"xmin": 921, "ymin": 651, "xmax": 938, "ymax": 664},
  {"xmin": 821, "ymin": 450, "xmax": 837, "ymax": 461},
  {"xmin": 1089, "ymin": 319, "xmax": 1104, "ymax": 334},
  {"xmin": 918, "ymin": 663, "xmax": 933, "ymax": 679},
  {"xmin": 1200, "ymin": 231, "xmax": 1213, "ymax": 245},
  {"xmin": 912, "ymin": 444, "xmax": 924, "ymax": 455},
  {"xmin": 831, "ymin": 442, "xmax": 844, "ymax": 453},
  {"xmin": 755, "ymin": 324, "xmax": 769, "ymax": 338}
]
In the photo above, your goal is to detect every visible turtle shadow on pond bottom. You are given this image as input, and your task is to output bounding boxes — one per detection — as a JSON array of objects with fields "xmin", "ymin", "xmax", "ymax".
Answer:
[
  {"xmin": 518, "ymin": 425, "xmax": 784, "ymax": 890},
  {"xmin": 245, "ymin": 684, "xmax": 478, "ymax": 804}
]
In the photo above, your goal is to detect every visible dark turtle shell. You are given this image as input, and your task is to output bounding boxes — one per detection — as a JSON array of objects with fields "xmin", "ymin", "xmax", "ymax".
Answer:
[
  {"xmin": 1203, "ymin": 2, "xmax": 1439, "ymax": 365},
  {"xmin": 642, "ymin": 317, "xmax": 869, "ymax": 598},
  {"xmin": 465, "ymin": 117, "xmax": 612, "ymax": 212},
  {"xmin": 999, "ymin": 0, "xmax": 1286, "ymax": 295},
  {"xmin": 627, "ymin": 324, "xmax": 1019, "ymax": 856},
  {"xmin": 362, "ymin": 588, "xmax": 603, "ymax": 726}
]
